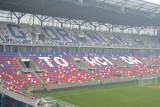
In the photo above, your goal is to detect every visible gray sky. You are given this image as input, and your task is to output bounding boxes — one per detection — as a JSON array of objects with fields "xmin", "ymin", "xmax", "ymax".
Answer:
[{"xmin": 145, "ymin": 0, "xmax": 160, "ymax": 4}]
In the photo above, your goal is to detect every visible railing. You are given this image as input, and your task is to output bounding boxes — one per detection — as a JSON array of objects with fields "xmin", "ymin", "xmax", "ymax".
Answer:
[
  {"xmin": 30, "ymin": 59, "xmax": 40, "ymax": 70},
  {"xmin": 69, "ymin": 53, "xmax": 89, "ymax": 70},
  {"xmin": 0, "ymin": 86, "xmax": 37, "ymax": 106},
  {"xmin": 48, "ymin": 76, "xmax": 139, "ymax": 90}
]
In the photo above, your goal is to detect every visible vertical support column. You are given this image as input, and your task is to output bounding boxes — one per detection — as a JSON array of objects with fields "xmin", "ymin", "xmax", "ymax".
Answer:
[
  {"xmin": 154, "ymin": 27, "xmax": 160, "ymax": 36},
  {"xmin": 112, "ymin": 24, "xmax": 114, "ymax": 32},
  {"xmin": 31, "ymin": 46, "xmax": 33, "ymax": 52},
  {"xmin": 32, "ymin": 14, "xmax": 35, "ymax": 25},
  {"xmin": 109, "ymin": 28, "xmax": 111, "ymax": 33},
  {"xmin": 10, "ymin": 12, "xmax": 13, "ymax": 22},
  {"xmin": 11, "ymin": 46, "xmax": 13, "ymax": 52},
  {"xmin": 131, "ymin": 28, "xmax": 133, "ymax": 34},
  {"xmin": 18, "ymin": 46, "xmax": 19, "ymax": 53},
  {"xmin": 52, "ymin": 17, "xmax": 55, "ymax": 26},
  {"xmin": 3, "ymin": 45, "xmax": 5, "ymax": 52},
  {"xmin": 122, "ymin": 27, "xmax": 124, "ymax": 33},
  {"xmin": 25, "ymin": 46, "xmax": 27, "ymax": 52}
]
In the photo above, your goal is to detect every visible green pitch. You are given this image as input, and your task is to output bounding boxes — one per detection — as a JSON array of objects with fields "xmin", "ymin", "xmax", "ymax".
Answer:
[{"xmin": 41, "ymin": 82, "xmax": 160, "ymax": 107}]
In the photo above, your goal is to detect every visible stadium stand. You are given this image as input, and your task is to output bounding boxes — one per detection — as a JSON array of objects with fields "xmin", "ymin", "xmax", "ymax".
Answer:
[
  {"xmin": 1, "ymin": 21, "xmax": 160, "ymax": 107},
  {"xmin": 0, "ymin": 22, "xmax": 32, "ymax": 44},
  {"xmin": 1, "ymin": 22, "xmax": 160, "ymax": 49},
  {"xmin": 1, "ymin": 52, "xmax": 160, "ymax": 93},
  {"xmin": 1, "ymin": 0, "xmax": 160, "ymax": 106}
]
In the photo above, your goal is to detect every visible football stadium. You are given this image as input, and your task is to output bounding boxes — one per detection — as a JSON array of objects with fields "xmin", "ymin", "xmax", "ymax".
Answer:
[{"xmin": 1, "ymin": 0, "xmax": 160, "ymax": 107}]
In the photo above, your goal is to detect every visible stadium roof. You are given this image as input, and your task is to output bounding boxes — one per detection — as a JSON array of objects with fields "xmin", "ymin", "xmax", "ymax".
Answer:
[
  {"xmin": 100, "ymin": 0, "xmax": 160, "ymax": 14},
  {"xmin": 0, "ymin": 0, "xmax": 160, "ymax": 26}
]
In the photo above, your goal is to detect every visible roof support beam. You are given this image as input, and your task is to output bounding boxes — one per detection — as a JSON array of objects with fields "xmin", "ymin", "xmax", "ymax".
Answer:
[
  {"xmin": 55, "ymin": 18, "xmax": 70, "ymax": 28},
  {"xmin": 134, "ymin": 26, "xmax": 146, "ymax": 35},
  {"xmin": 35, "ymin": 15, "xmax": 50, "ymax": 26},
  {"xmin": 135, "ymin": 2, "xmax": 148, "ymax": 10},
  {"xmin": 89, "ymin": 22, "xmax": 100, "ymax": 31},
  {"xmin": 115, "ymin": 0, "xmax": 129, "ymax": 7},
  {"xmin": 12, "ymin": 12, "xmax": 26, "ymax": 24},
  {"xmin": 117, "ymin": 25, "xmax": 131, "ymax": 33},
  {"xmin": 72, "ymin": 19, "xmax": 85, "ymax": 30},
  {"xmin": 148, "ymin": 6, "xmax": 160, "ymax": 13}
]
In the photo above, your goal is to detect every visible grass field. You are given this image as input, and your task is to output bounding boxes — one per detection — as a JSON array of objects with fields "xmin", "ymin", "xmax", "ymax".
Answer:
[{"xmin": 40, "ymin": 82, "xmax": 160, "ymax": 107}]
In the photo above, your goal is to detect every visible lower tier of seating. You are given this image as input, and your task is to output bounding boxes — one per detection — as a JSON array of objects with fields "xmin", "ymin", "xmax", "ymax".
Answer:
[{"xmin": 1, "ymin": 52, "xmax": 160, "ymax": 92}]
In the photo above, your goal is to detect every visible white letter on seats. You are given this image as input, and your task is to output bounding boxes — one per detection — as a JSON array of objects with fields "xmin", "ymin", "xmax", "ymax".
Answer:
[
  {"xmin": 120, "ymin": 56, "xmax": 142, "ymax": 65},
  {"xmin": 102, "ymin": 57, "xmax": 114, "ymax": 66},
  {"xmin": 83, "ymin": 57, "xmax": 97, "ymax": 66},
  {"xmin": 128, "ymin": 57, "xmax": 142, "ymax": 65},
  {"xmin": 120, "ymin": 56, "xmax": 133, "ymax": 64},
  {"xmin": 38, "ymin": 57, "xmax": 54, "ymax": 67},
  {"xmin": 54, "ymin": 57, "xmax": 68, "ymax": 67},
  {"xmin": 94, "ymin": 57, "xmax": 107, "ymax": 65}
]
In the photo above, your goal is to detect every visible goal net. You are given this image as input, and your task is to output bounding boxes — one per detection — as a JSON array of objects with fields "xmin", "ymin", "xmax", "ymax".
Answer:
[{"xmin": 139, "ymin": 77, "xmax": 157, "ymax": 86}]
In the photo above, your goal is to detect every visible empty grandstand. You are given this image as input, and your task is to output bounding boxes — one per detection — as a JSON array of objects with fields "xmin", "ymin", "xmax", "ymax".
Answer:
[{"xmin": 1, "ymin": 0, "xmax": 160, "ymax": 107}]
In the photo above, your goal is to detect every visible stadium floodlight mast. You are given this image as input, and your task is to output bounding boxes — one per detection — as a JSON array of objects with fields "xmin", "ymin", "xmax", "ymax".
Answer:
[{"xmin": 139, "ymin": 77, "xmax": 157, "ymax": 87}]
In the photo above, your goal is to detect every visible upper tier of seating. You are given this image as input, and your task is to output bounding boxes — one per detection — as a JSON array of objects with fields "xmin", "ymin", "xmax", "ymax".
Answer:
[
  {"xmin": 0, "ymin": 22, "xmax": 160, "ymax": 48},
  {"xmin": 0, "ymin": 22, "xmax": 32, "ymax": 44},
  {"xmin": 1, "ymin": 52, "xmax": 160, "ymax": 92}
]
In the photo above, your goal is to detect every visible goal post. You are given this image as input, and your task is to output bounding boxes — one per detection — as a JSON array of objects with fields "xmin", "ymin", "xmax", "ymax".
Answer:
[{"xmin": 139, "ymin": 77, "xmax": 157, "ymax": 86}]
